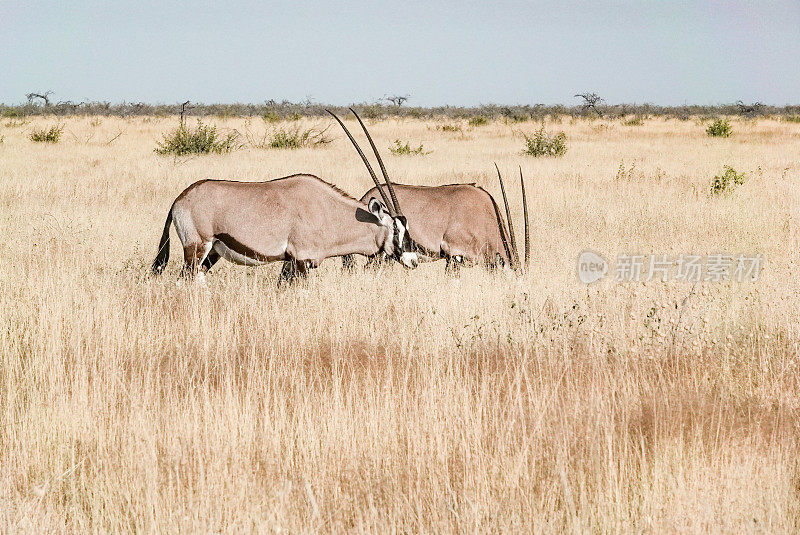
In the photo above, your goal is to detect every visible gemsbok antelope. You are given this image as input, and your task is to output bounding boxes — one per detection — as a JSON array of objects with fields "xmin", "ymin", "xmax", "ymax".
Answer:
[
  {"xmin": 150, "ymin": 116, "xmax": 420, "ymax": 284},
  {"xmin": 344, "ymin": 166, "xmax": 530, "ymax": 272},
  {"xmin": 331, "ymin": 108, "xmax": 531, "ymax": 272}
]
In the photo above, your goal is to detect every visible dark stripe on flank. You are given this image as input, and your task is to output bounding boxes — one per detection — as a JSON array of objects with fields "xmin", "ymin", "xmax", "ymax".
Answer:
[{"xmin": 215, "ymin": 233, "xmax": 277, "ymax": 262}]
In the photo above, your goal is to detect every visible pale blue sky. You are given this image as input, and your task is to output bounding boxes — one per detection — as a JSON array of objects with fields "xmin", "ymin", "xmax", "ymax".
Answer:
[{"xmin": 1, "ymin": 1, "xmax": 798, "ymax": 106}]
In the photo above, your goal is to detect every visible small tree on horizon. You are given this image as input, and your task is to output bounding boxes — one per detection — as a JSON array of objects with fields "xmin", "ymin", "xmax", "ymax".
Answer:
[
  {"xmin": 26, "ymin": 91, "xmax": 54, "ymax": 106},
  {"xmin": 575, "ymin": 92, "xmax": 604, "ymax": 116},
  {"xmin": 384, "ymin": 95, "xmax": 410, "ymax": 107},
  {"xmin": 736, "ymin": 100, "xmax": 763, "ymax": 117}
]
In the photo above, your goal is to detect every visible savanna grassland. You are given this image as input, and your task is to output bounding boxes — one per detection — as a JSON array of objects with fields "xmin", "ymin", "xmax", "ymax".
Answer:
[{"xmin": 1, "ymin": 113, "xmax": 799, "ymax": 532}]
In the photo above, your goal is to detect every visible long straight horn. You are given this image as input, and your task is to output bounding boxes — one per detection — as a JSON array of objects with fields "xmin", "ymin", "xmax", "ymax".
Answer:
[
  {"xmin": 349, "ymin": 107, "xmax": 403, "ymax": 216},
  {"xmin": 519, "ymin": 166, "xmax": 530, "ymax": 268},
  {"xmin": 495, "ymin": 163, "xmax": 519, "ymax": 267},
  {"xmin": 326, "ymin": 109, "xmax": 394, "ymax": 214},
  {"xmin": 490, "ymin": 195, "xmax": 514, "ymax": 270}
]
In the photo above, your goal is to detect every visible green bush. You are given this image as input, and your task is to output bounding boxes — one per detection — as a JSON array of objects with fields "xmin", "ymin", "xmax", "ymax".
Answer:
[
  {"xmin": 710, "ymin": 166, "xmax": 746, "ymax": 195},
  {"xmin": 623, "ymin": 116, "xmax": 645, "ymax": 126},
  {"xmin": 706, "ymin": 118, "xmax": 732, "ymax": 137},
  {"xmin": 782, "ymin": 115, "xmax": 800, "ymax": 123},
  {"xmin": 155, "ymin": 120, "xmax": 241, "ymax": 155},
  {"xmin": 522, "ymin": 126, "xmax": 567, "ymax": 157},
  {"xmin": 266, "ymin": 126, "xmax": 331, "ymax": 149},
  {"xmin": 507, "ymin": 113, "xmax": 530, "ymax": 123},
  {"xmin": 468, "ymin": 116, "xmax": 489, "ymax": 127},
  {"xmin": 262, "ymin": 112, "xmax": 282, "ymax": 123},
  {"xmin": 437, "ymin": 123, "xmax": 463, "ymax": 133},
  {"xmin": 359, "ymin": 105, "xmax": 384, "ymax": 119},
  {"xmin": 29, "ymin": 124, "xmax": 64, "ymax": 143},
  {"xmin": 388, "ymin": 139, "xmax": 428, "ymax": 155}
]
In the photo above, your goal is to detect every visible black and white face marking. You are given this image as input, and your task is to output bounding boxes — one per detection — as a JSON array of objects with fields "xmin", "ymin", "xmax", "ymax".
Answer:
[
  {"xmin": 366, "ymin": 197, "xmax": 418, "ymax": 268},
  {"xmin": 367, "ymin": 197, "xmax": 387, "ymax": 220},
  {"xmin": 392, "ymin": 216, "xmax": 418, "ymax": 268}
]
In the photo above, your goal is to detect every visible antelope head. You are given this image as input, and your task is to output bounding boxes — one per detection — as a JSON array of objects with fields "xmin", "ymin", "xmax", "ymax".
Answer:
[
  {"xmin": 363, "ymin": 197, "xmax": 417, "ymax": 268},
  {"xmin": 328, "ymin": 108, "xmax": 419, "ymax": 269}
]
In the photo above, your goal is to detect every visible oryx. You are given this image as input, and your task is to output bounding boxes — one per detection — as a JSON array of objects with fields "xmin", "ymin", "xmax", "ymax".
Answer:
[
  {"xmin": 343, "ymin": 165, "xmax": 530, "ymax": 272},
  {"xmin": 330, "ymin": 107, "xmax": 530, "ymax": 272},
  {"xmin": 150, "ymin": 116, "xmax": 419, "ymax": 284}
]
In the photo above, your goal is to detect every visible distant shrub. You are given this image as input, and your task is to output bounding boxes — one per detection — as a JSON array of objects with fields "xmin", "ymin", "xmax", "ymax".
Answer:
[
  {"xmin": 437, "ymin": 123, "xmax": 463, "ymax": 133},
  {"xmin": 244, "ymin": 119, "xmax": 331, "ymax": 150},
  {"xmin": 623, "ymin": 116, "xmax": 644, "ymax": 126},
  {"xmin": 2, "ymin": 99, "xmax": 800, "ymax": 121},
  {"xmin": 213, "ymin": 109, "xmax": 238, "ymax": 119},
  {"xmin": 506, "ymin": 113, "xmax": 530, "ymax": 123},
  {"xmin": 469, "ymin": 116, "xmax": 489, "ymax": 127},
  {"xmin": 782, "ymin": 115, "xmax": 800, "ymax": 123},
  {"xmin": 710, "ymin": 166, "xmax": 746, "ymax": 195},
  {"xmin": 359, "ymin": 105, "xmax": 384, "ymax": 119},
  {"xmin": 262, "ymin": 112, "xmax": 282, "ymax": 123},
  {"xmin": 155, "ymin": 120, "xmax": 241, "ymax": 155},
  {"xmin": 522, "ymin": 126, "xmax": 567, "ymax": 157},
  {"xmin": 29, "ymin": 124, "xmax": 64, "ymax": 143},
  {"xmin": 267, "ymin": 126, "xmax": 331, "ymax": 149},
  {"xmin": 706, "ymin": 118, "xmax": 732, "ymax": 137},
  {"xmin": 388, "ymin": 139, "xmax": 428, "ymax": 155}
]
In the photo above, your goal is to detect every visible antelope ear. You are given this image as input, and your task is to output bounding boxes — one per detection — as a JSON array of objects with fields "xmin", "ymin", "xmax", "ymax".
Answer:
[{"xmin": 368, "ymin": 197, "xmax": 386, "ymax": 218}]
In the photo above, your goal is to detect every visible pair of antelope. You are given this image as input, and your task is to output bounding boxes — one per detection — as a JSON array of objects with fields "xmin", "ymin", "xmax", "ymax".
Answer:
[{"xmin": 151, "ymin": 109, "xmax": 530, "ymax": 283}]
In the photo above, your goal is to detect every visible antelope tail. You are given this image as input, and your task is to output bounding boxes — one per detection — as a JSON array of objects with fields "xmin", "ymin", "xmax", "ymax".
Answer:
[{"xmin": 151, "ymin": 207, "xmax": 173, "ymax": 274}]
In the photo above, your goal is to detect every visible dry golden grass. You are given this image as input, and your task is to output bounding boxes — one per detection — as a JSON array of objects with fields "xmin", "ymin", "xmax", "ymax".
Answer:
[{"xmin": 1, "ymin": 114, "xmax": 799, "ymax": 532}]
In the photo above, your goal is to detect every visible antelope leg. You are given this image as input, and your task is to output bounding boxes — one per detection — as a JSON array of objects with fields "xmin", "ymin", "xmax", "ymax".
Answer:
[
  {"xmin": 277, "ymin": 260, "xmax": 296, "ymax": 287},
  {"xmin": 180, "ymin": 241, "xmax": 212, "ymax": 280},
  {"xmin": 445, "ymin": 255, "xmax": 464, "ymax": 275},
  {"xmin": 201, "ymin": 249, "xmax": 221, "ymax": 273},
  {"xmin": 277, "ymin": 259, "xmax": 309, "ymax": 287},
  {"xmin": 342, "ymin": 254, "xmax": 356, "ymax": 271},
  {"xmin": 364, "ymin": 253, "xmax": 387, "ymax": 270}
]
